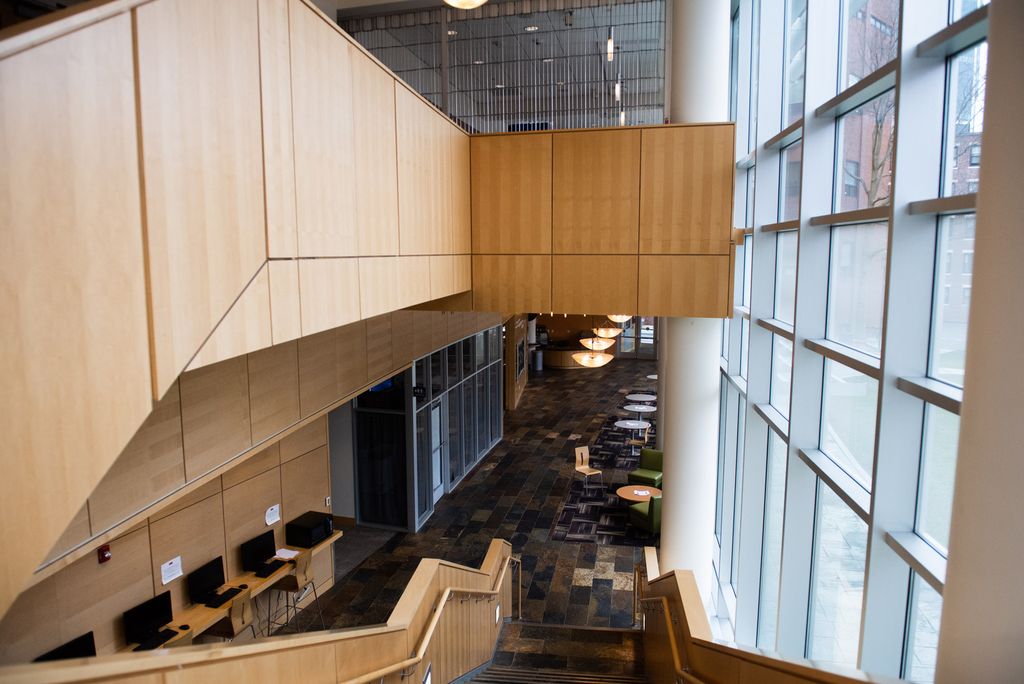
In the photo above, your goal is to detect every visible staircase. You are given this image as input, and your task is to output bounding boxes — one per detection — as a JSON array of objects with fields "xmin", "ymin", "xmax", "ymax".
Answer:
[{"xmin": 472, "ymin": 622, "xmax": 646, "ymax": 684}]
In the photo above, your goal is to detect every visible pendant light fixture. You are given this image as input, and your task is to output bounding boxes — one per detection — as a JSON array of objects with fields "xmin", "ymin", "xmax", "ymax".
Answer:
[
  {"xmin": 607, "ymin": 315, "xmax": 631, "ymax": 323},
  {"xmin": 580, "ymin": 337, "xmax": 615, "ymax": 351},
  {"xmin": 606, "ymin": 26, "xmax": 615, "ymax": 62},
  {"xmin": 572, "ymin": 351, "xmax": 614, "ymax": 368},
  {"xmin": 443, "ymin": 0, "xmax": 488, "ymax": 10},
  {"xmin": 593, "ymin": 327, "xmax": 624, "ymax": 339}
]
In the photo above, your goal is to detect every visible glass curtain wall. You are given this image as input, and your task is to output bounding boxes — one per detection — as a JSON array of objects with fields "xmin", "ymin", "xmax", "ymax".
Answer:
[
  {"xmin": 719, "ymin": 1, "xmax": 985, "ymax": 681},
  {"xmin": 412, "ymin": 326, "xmax": 503, "ymax": 528}
]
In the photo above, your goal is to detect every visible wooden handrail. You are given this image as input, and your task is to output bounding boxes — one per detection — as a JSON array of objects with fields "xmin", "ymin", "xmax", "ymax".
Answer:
[{"xmin": 639, "ymin": 596, "xmax": 697, "ymax": 683}]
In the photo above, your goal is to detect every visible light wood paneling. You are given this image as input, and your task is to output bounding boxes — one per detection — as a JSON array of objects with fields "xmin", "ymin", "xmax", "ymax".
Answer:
[
  {"xmin": 471, "ymin": 255, "xmax": 552, "ymax": 313},
  {"xmin": 88, "ymin": 382, "xmax": 185, "ymax": 536},
  {"xmin": 430, "ymin": 255, "xmax": 459, "ymax": 301},
  {"xmin": 551, "ymin": 255, "xmax": 639, "ymax": 315},
  {"xmin": 297, "ymin": 329, "xmax": 337, "ymax": 419},
  {"xmin": 552, "ymin": 129, "xmax": 641, "ymax": 254},
  {"xmin": 471, "ymin": 133, "xmax": 552, "ymax": 254},
  {"xmin": 136, "ymin": 0, "xmax": 266, "ymax": 397},
  {"xmin": 451, "ymin": 127, "xmax": 472, "ymax": 254},
  {"xmin": 180, "ymin": 357, "xmax": 252, "ymax": 482},
  {"xmin": 365, "ymin": 315, "xmax": 394, "ymax": 380},
  {"xmin": 43, "ymin": 504, "xmax": 91, "ymax": 565},
  {"xmin": 455, "ymin": 255, "xmax": 472, "ymax": 293},
  {"xmin": 640, "ymin": 125, "xmax": 734, "ymax": 255},
  {"xmin": 150, "ymin": 480, "xmax": 222, "ymax": 524},
  {"xmin": 290, "ymin": 1, "xmax": 357, "ymax": 257},
  {"xmin": 0, "ymin": 576, "xmax": 59, "ymax": 664},
  {"xmin": 336, "ymin": 320, "xmax": 370, "ymax": 398},
  {"xmin": 148, "ymin": 493, "xmax": 226, "ymax": 611},
  {"xmin": 0, "ymin": 13, "xmax": 153, "ymax": 617},
  {"xmin": 258, "ymin": 0, "xmax": 298, "ymax": 257},
  {"xmin": 359, "ymin": 256, "xmax": 399, "ymax": 318},
  {"xmin": 282, "ymin": 446, "xmax": 330, "ymax": 520},
  {"xmin": 268, "ymin": 259, "xmax": 302, "ymax": 344},
  {"xmin": 637, "ymin": 255, "xmax": 731, "ymax": 317},
  {"xmin": 334, "ymin": 630, "xmax": 408, "ymax": 682},
  {"xmin": 187, "ymin": 265, "xmax": 272, "ymax": 371},
  {"xmin": 222, "ymin": 444, "xmax": 281, "ymax": 489},
  {"xmin": 279, "ymin": 417, "xmax": 328, "ymax": 464},
  {"xmin": 298, "ymin": 258, "xmax": 361, "ymax": 336},
  {"xmin": 396, "ymin": 85, "xmax": 447, "ymax": 256},
  {"xmin": 56, "ymin": 527, "xmax": 153, "ymax": 655},
  {"xmin": 391, "ymin": 310, "xmax": 416, "ymax": 369},
  {"xmin": 164, "ymin": 643, "xmax": 336, "ymax": 684},
  {"xmin": 352, "ymin": 54, "xmax": 399, "ymax": 256},
  {"xmin": 222, "ymin": 469, "xmax": 283, "ymax": 578},
  {"xmin": 247, "ymin": 341, "xmax": 301, "ymax": 444},
  {"xmin": 412, "ymin": 311, "xmax": 437, "ymax": 360}
]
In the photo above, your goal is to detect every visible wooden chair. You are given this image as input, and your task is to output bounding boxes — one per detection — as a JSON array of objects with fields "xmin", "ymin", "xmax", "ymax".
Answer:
[
  {"xmin": 574, "ymin": 446, "xmax": 603, "ymax": 485},
  {"xmin": 267, "ymin": 553, "xmax": 326, "ymax": 633},
  {"xmin": 627, "ymin": 426, "xmax": 650, "ymax": 456},
  {"xmin": 204, "ymin": 587, "xmax": 257, "ymax": 641}
]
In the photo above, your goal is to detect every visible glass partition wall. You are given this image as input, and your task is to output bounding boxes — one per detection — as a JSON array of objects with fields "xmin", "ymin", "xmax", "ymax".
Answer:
[{"xmin": 720, "ymin": 1, "xmax": 986, "ymax": 681}]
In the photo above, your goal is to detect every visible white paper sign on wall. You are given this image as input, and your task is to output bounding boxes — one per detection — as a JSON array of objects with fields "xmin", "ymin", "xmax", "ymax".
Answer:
[
  {"xmin": 160, "ymin": 556, "xmax": 183, "ymax": 585},
  {"xmin": 265, "ymin": 503, "xmax": 281, "ymax": 525}
]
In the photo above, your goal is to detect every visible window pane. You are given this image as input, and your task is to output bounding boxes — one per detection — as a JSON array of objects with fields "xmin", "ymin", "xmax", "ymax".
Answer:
[
  {"xmin": 715, "ymin": 377, "xmax": 728, "ymax": 543},
  {"xmin": 807, "ymin": 482, "xmax": 867, "ymax": 669},
  {"xmin": 729, "ymin": 10, "xmax": 739, "ymax": 121},
  {"xmin": 839, "ymin": 0, "xmax": 899, "ymax": 91},
  {"xmin": 748, "ymin": 0, "xmax": 761, "ymax": 150},
  {"xmin": 730, "ymin": 396, "xmax": 747, "ymax": 588},
  {"xmin": 904, "ymin": 575, "xmax": 943, "ymax": 684},
  {"xmin": 827, "ymin": 222, "xmax": 887, "ymax": 357},
  {"xmin": 820, "ymin": 360, "xmax": 877, "ymax": 489},
  {"xmin": 942, "ymin": 41, "xmax": 987, "ymax": 196},
  {"xmin": 770, "ymin": 335, "xmax": 793, "ymax": 419},
  {"xmin": 930, "ymin": 214, "xmax": 974, "ymax": 386},
  {"xmin": 743, "ymin": 234, "xmax": 753, "ymax": 306},
  {"xmin": 774, "ymin": 231, "xmax": 798, "ymax": 324},
  {"xmin": 779, "ymin": 141, "xmax": 802, "ymax": 221},
  {"xmin": 740, "ymin": 317, "xmax": 750, "ymax": 380},
  {"xmin": 782, "ymin": 0, "xmax": 807, "ymax": 127},
  {"xmin": 757, "ymin": 432, "xmax": 787, "ymax": 650},
  {"xmin": 917, "ymin": 405, "xmax": 960, "ymax": 553},
  {"xmin": 834, "ymin": 90, "xmax": 895, "ymax": 211},
  {"xmin": 745, "ymin": 168, "xmax": 756, "ymax": 228},
  {"xmin": 722, "ymin": 317, "xmax": 731, "ymax": 360},
  {"xmin": 950, "ymin": 0, "xmax": 989, "ymax": 23}
]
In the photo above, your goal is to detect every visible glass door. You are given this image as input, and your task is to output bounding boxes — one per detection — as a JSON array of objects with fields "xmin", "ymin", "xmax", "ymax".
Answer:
[{"xmin": 431, "ymin": 400, "xmax": 445, "ymax": 504}]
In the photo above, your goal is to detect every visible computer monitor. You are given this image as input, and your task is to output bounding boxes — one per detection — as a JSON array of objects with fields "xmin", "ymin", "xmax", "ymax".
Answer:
[
  {"xmin": 33, "ymin": 632, "xmax": 96, "ymax": 662},
  {"xmin": 123, "ymin": 591, "xmax": 172, "ymax": 644},
  {"xmin": 186, "ymin": 556, "xmax": 225, "ymax": 605},
  {"xmin": 240, "ymin": 530, "xmax": 276, "ymax": 572}
]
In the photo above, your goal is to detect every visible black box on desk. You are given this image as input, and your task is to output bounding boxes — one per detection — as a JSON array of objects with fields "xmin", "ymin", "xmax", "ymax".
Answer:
[{"xmin": 285, "ymin": 511, "xmax": 333, "ymax": 548}]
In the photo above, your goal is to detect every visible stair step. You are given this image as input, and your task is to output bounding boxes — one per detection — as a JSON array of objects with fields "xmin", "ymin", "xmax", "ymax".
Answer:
[{"xmin": 472, "ymin": 666, "xmax": 647, "ymax": 684}]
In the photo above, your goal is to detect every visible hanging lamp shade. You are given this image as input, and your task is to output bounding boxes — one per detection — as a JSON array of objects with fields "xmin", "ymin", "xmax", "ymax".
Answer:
[
  {"xmin": 443, "ymin": 0, "xmax": 488, "ymax": 9},
  {"xmin": 580, "ymin": 337, "xmax": 615, "ymax": 351},
  {"xmin": 606, "ymin": 314, "xmax": 632, "ymax": 323},
  {"xmin": 593, "ymin": 327, "xmax": 624, "ymax": 339},
  {"xmin": 572, "ymin": 351, "xmax": 614, "ymax": 368}
]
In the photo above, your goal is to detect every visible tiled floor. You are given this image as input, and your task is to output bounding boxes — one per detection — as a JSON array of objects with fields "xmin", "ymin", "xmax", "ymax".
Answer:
[
  {"xmin": 490, "ymin": 622, "xmax": 644, "ymax": 675},
  {"xmin": 309, "ymin": 359, "xmax": 659, "ymax": 631}
]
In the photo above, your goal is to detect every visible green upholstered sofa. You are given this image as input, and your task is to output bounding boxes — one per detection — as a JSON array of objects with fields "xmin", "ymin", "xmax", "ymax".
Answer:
[
  {"xmin": 627, "ymin": 448, "xmax": 663, "ymax": 488},
  {"xmin": 628, "ymin": 495, "xmax": 662, "ymax": 535}
]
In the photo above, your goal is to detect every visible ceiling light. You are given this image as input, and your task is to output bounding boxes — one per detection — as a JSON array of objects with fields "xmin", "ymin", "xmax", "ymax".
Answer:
[
  {"xmin": 443, "ymin": 0, "xmax": 489, "ymax": 10},
  {"xmin": 494, "ymin": 84, "xmax": 505, "ymax": 88},
  {"xmin": 614, "ymin": 78, "xmax": 621, "ymax": 102},
  {"xmin": 473, "ymin": 59, "xmax": 484, "ymax": 65},
  {"xmin": 447, "ymin": 29, "xmax": 458, "ymax": 36},
  {"xmin": 542, "ymin": 57, "xmax": 555, "ymax": 63},
  {"xmin": 607, "ymin": 315, "xmax": 631, "ymax": 323},
  {"xmin": 580, "ymin": 337, "xmax": 616, "ymax": 351},
  {"xmin": 619, "ymin": 110, "xmax": 626, "ymax": 126},
  {"xmin": 607, "ymin": 27, "xmax": 615, "ymax": 62},
  {"xmin": 572, "ymin": 351, "xmax": 614, "ymax": 368},
  {"xmin": 593, "ymin": 327, "xmax": 624, "ymax": 339},
  {"xmin": 525, "ymin": 25, "xmax": 539, "ymax": 32},
  {"xmin": 556, "ymin": 81, "xmax": 565, "ymax": 86}
]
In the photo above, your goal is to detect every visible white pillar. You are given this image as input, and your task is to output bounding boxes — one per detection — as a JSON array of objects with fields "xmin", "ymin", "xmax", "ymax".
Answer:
[
  {"xmin": 936, "ymin": 2, "xmax": 1024, "ymax": 681},
  {"xmin": 656, "ymin": 0, "xmax": 730, "ymax": 597}
]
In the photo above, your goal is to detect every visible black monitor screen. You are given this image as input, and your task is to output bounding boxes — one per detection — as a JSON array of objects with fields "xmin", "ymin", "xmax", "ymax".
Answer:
[
  {"xmin": 33, "ymin": 632, "xmax": 96, "ymax": 662},
  {"xmin": 240, "ymin": 530, "xmax": 276, "ymax": 572},
  {"xmin": 186, "ymin": 556, "xmax": 225, "ymax": 605},
  {"xmin": 123, "ymin": 591, "xmax": 172, "ymax": 644}
]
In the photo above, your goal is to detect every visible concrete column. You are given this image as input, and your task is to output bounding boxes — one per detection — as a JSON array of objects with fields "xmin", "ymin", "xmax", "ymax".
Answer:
[
  {"xmin": 656, "ymin": 0, "xmax": 730, "ymax": 598},
  {"xmin": 936, "ymin": 2, "xmax": 1024, "ymax": 681}
]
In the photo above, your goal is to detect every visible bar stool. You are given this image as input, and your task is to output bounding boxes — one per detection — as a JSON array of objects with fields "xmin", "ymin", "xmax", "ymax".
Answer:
[
  {"xmin": 204, "ymin": 587, "xmax": 258, "ymax": 641},
  {"xmin": 267, "ymin": 553, "xmax": 326, "ymax": 634}
]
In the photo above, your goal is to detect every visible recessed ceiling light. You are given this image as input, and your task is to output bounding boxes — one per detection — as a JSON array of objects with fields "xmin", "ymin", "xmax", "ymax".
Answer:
[
  {"xmin": 447, "ymin": 29, "xmax": 458, "ymax": 36},
  {"xmin": 542, "ymin": 57, "xmax": 554, "ymax": 63},
  {"xmin": 556, "ymin": 81, "xmax": 565, "ymax": 86},
  {"xmin": 525, "ymin": 25, "xmax": 539, "ymax": 32},
  {"xmin": 494, "ymin": 84, "xmax": 505, "ymax": 88},
  {"xmin": 473, "ymin": 59, "xmax": 485, "ymax": 65}
]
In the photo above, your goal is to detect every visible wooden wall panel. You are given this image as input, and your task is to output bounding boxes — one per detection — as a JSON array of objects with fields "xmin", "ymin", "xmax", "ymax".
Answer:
[
  {"xmin": 470, "ymin": 134, "xmax": 552, "ymax": 254},
  {"xmin": 280, "ymin": 417, "xmax": 328, "ymax": 464},
  {"xmin": 282, "ymin": 446, "xmax": 330, "ymax": 520},
  {"xmin": 0, "ymin": 576, "xmax": 59, "ymax": 664},
  {"xmin": 136, "ymin": 0, "xmax": 266, "ymax": 397},
  {"xmin": 222, "ymin": 444, "xmax": 281, "ymax": 489},
  {"xmin": 247, "ymin": 342, "xmax": 301, "ymax": 444},
  {"xmin": 552, "ymin": 129, "xmax": 641, "ymax": 254},
  {"xmin": 396, "ymin": 85, "xmax": 446, "ymax": 256},
  {"xmin": 451, "ymin": 127, "xmax": 472, "ymax": 254},
  {"xmin": 334, "ymin": 630, "xmax": 408, "ymax": 682},
  {"xmin": 180, "ymin": 357, "xmax": 252, "ymax": 482},
  {"xmin": 430, "ymin": 255, "xmax": 457, "ymax": 301},
  {"xmin": 298, "ymin": 258, "xmax": 361, "ymax": 336},
  {"xmin": 455, "ymin": 255, "xmax": 472, "ymax": 293},
  {"xmin": 358, "ymin": 257, "xmax": 399, "ymax": 318},
  {"xmin": 268, "ymin": 260, "xmax": 302, "ymax": 344},
  {"xmin": 391, "ymin": 310, "xmax": 416, "ymax": 369},
  {"xmin": 222, "ymin": 469, "xmax": 283, "ymax": 578},
  {"xmin": 164, "ymin": 643, "xmax": 336, "ymax": 684},
  {"xmin": 258, "ymin": 0, "xmax": 298, "ymax": 257},
  {"xmin": 412, "ymin": 311, "xmax": 437, "ymax": 360},
  {"xmin": 290, "ymin": 1, "xmax": 357, "ymax": 257},
  {"xmin": 640, "ymin": 125, "xmax": 734, "ymax": 255},
  {"xmin": 187, "ymin": 265, "xmax": 273, "ymax": 371},
  {"xmin": 296, "ymin": 329, "xmax": 338, "ymax": 419},
  {"xmin": 637, "ymin": 255, "xmax": 732, "ymax": 317},
  {"xmin": 89, "ymin": 382, "xmax": 185, "ymax": 534},
  {"xmin": 148, "ymin": 493, "xmax": 226, "ymax": 611},
  {"xmin": 55, "ymin": 527, "xmax": 153, "ymax": 655},
  {"xmin": 43, "ymin": 505, "xmax": 91, "ymax": 565},
  {"xmin": 471, "ymin": 255, "xmax": 552, "ymax": 313},
  {"xmin": 151, "ymin": 480, "xmax": 222, "ymax": 524},
  {"xmin": 0, "ymin": 13, "xmax": 153, "ymax": 618},
  {"xmin": 352, "ymin": 55, "xmax": 399, "ymax": 256},
  {"xmin": 365, "ymin": 315, "xmax": 394, "ymax": 380},
  {"xmin": 337, "ymin": 320, "xmax": 370, "ymax": 397},
  {"xmin": 551, "ymin": 255, "xmax": 639, "ymax": 315}
]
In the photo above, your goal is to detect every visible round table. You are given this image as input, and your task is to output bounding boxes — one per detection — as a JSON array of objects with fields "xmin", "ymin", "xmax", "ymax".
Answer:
[
  {"xmin": 615, "ymin": 419, "xmax": 651, "ymax": 431},
  {"xmin": 625, "ymin": 393, "xmax": 657, "ymax": 402},
  {"xmin": 616, "ymin": 485, "xmax": 662, "ymax": 503},
  {"xmin": 623, "ymin": 404, "xmax": 656, "ymax": 420}
]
